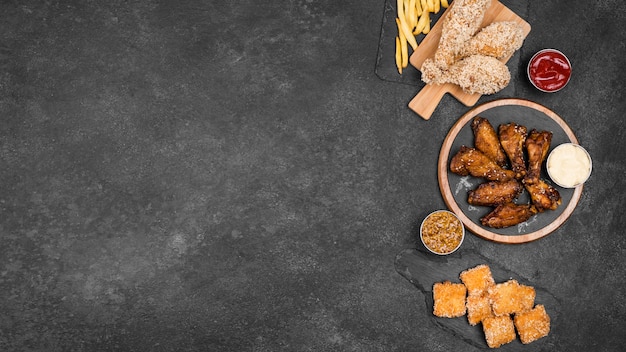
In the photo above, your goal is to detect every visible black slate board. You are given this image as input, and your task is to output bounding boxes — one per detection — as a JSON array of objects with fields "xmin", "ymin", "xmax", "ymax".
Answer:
[{"xmin": 395, "ymin": 248, "xmax": 560, "ymax": 350}]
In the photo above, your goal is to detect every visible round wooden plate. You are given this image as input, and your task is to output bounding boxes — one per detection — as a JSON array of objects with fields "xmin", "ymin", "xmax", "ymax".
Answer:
[{"xmin": 438, "ymin": 98, "xmax": 583, "ymax": 243}]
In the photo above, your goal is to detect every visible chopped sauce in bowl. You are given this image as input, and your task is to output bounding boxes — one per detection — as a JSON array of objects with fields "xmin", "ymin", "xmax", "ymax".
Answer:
[
  {"xmin": 420, "ymin": 210, "xmax": 465, "ymax": 255},
  {"xmin": 528, "ymin": 49, "xmax": 572, "ymax": 92}
]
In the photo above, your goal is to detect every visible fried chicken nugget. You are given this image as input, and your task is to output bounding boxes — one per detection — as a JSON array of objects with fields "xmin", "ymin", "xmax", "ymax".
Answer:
[
  {"xmin": 488, "ymin": 279, "xmax": 535, "ymax": 316},
  {"xmin": 459, "ymin": 264, "xmax": 495, "ymax": 295},
  {"xmin": 466, "ymin": 293, "xmax": 493, "ymax": 326},
  {"xmin": 434, "ymin": 0, "xmax": 493, "ymax": 69},
  {"xmin": 433, "ymin": 281, "xmax": 467, "ymax": 318},
  {"xmin": 514, "ymin": 304, "xmax": 551, "ymax": 344},
  {"xmin": 482, "ymin": 315, "xmax": 516, "ymax": 348}
]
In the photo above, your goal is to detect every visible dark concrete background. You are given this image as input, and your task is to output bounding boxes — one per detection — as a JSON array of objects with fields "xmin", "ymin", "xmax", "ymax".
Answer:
[{"xmin": 1, "ymin": 0, "xmax": 625, "ymax": 351}]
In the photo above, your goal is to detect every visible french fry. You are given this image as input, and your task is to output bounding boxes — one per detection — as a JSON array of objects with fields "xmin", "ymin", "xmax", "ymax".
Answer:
[
  {"xmin": 398, "ymin": 15, "xmax": 418, "ymax": 49},
  {"xmin": 422, "ymin": 12, "xmax": 431, "ymax": 34},
  {"xmin": 395, "ymin": 36, "xmax": 402, "ymax": 74},
  {"xmin": 395, "ymin": 0, "xmax": 448, "ymax": 74},
  {"xmin": 408, "ymin": 0, "xmax": 416, "ymax": 29},
  {"xmin": 414, "ymin": 8, "xmax": 429, "ymax": 34},
  {"xmin": 395, "ymin": 18, "xmax": 409, "ymax": 68}
]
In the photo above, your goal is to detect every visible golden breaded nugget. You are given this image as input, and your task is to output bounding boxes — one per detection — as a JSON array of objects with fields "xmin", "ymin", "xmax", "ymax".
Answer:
[
  {"xmin": 433, "ymin": 281, "xmax": 467, "ymax": 318},
  {"xmin": 514, "ymin": 304, "xmax": 551, "ymax": 344},
  {"xmin": 482, "ymin": 315, "xmax": 516, "ymax": 348},
  {"xmin": 488, "ymin": 279, "xmax": 535, "ymax": 316},
  {"xmin": 466, "ymin": 293, "xmax": 493, "ymax": 326},
  {"xmin": 459, "ymin": 264, "xmax": 495, "ymax": 295}
]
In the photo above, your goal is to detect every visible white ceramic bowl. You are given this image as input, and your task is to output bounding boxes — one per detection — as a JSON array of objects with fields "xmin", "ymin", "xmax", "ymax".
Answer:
[
  {"xmin": 546, "ymin": 143, "xmax": 592, "ymax": 188},
  {"xmin": 420, "ymin": 210, "xmax": 465, "ymax": 255}
]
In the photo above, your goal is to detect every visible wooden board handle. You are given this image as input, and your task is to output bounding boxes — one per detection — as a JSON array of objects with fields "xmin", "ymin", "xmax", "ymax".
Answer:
[{"xmin": 408, "ymin": 84, "xmax": 448, "ymax": 120}]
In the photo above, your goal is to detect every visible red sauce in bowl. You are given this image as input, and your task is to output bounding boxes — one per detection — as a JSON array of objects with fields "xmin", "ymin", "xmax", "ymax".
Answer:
[{"xmin": 528, "ymin": 49, "xmax": 572, "ymax": 92}]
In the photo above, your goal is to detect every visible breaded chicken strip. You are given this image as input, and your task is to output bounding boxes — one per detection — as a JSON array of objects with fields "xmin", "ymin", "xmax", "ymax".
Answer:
[
  {"xmin": 458, "ymin": 21, "xmax": 525, "ymax": 61},
  {"xmin": 434, "ymin": 0, "xmax": 492, "ymax": 69},
  {"xmin": 421, "ymin": 55, "xmax": 510, "ymax": 95}
]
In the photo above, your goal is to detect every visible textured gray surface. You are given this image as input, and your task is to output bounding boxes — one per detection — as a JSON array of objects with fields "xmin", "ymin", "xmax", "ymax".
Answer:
[{"xmin": 1, "ymin": 0, "xmax": 625, "ymax": 351}]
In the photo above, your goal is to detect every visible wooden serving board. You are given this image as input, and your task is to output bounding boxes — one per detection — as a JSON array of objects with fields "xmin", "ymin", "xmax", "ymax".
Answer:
[
  {"xmin": 408, "ymin": 0, "xmax": 532, "ymax": 120},
  {"xmin": 394, "ymin": 248, "xmax": 560, "ymax": 350}
]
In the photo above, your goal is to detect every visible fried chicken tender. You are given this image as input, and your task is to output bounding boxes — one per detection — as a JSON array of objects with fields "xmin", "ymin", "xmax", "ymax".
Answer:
[
  {"xmin": 450, "ymin": 146, "xmax": 515, "ymax": 181},
  {"xmin": 480, "ymin": 202, "xmax": 538, "ymax": 228},
  {"xmin": 468, "ymin": 180, "xmax": 523, "ymax": 207},
  {"xmin": 498, "ymin": 123, "xmax": 528, "ymax": 180},
  {"xmin": 471, "ymin": 116, "xmax": 507, "ymax": 167},
  {"xmin": 434, "ymin": 0, "xmax": 493, "ymax": 69},
  {"xmin": 421, "ymin": 55, "xmax": 511, "ymax": 95},
  {"xmin": 457, "ymin": 21, "xmax": 525, "ymax": 61}
]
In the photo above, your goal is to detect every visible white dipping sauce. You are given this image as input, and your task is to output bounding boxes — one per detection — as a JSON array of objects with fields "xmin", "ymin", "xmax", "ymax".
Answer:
[{"xmin": 547, "ymin": 143, "xmax": 592, "ymax": 188}]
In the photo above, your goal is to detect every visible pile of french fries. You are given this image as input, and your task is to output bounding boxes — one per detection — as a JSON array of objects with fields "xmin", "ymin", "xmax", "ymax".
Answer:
[{"xmin": 395, "ymin": 0, "xmax": 449, "ymax": 74}]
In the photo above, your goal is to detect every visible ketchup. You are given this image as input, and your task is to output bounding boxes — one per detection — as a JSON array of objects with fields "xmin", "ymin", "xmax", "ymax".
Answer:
[{"xmin": 528, "ymin": 49, "xmax": 571, "ymax": 92}]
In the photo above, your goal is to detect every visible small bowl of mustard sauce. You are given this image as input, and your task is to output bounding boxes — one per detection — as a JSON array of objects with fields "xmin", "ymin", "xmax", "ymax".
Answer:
[
  {"xmin": 546, "ymin": 143, "xmax": 592, "ymax": 188},
  {"xmin": 420, "ymin": 210, "xmax": 465, "ymax": 255}
]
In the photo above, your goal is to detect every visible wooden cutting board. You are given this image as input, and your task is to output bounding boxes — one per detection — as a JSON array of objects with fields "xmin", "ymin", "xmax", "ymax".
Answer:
[{"xmin": 408, "ymin": 0, "xmax": 531, "ymax": 120}]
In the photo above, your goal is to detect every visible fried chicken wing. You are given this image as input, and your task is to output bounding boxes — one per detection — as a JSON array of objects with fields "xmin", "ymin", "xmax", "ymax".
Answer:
[
  {"xmin": 434, "ymin": 0, "xmax": 493, "ymax": 69},
  {"xmin": 480, "ymin": 202, "xmax": 538, "ymax": 228},
  {"xmin": 523, "ymin": 178, "xmax": 562, "ymax": 211},
  {"xmin": 450, "ymin": 146, "xmax": 516, "ymax": 181},
  {"xmin": 523, "ymin": 129, "xmax": 561, "ymax": 211},
  {"xmin": 472, "ymin": 116, "xmax": 508, "ymax": 167},
  {"xmin": 421, "ymin": 55, "xmax": 511, "ymax": 95},
  {"xmin": 498, "ymin": 123, "xmax": 527, "ymax": 179},
  {"xmin": 457, "ymin": 21, "xmax": 525, "ymax": 61},
  {"xmin": 468, "ymin": 180, "xmax": 523, "ymax": 207},
  {"xmin": 525, "ymin": 129, "xmax": 552, "ymax": 179}
]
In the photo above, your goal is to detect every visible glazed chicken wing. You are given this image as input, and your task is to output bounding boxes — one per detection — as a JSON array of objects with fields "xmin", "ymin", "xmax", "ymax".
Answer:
[
  {"xmin": 468, "ymin": 180, "xmax": 523, "ymax": 207},
  {"xmin": 523, "ymin": 129, "xmax": 561, "ymax": 211},
  {"xmin": 472, "ymin": 116, "xmax": 508, "ymax": 167},
  {"xmin": 480, "ymin": 202, "xmax": 538, "ymax": 228},
  {"xmin": 450, "ymin": 146, "xmax": 516, "ymax": 181},
  {"xmin": 524, "ymin": 129, "xmax": 552, "ymax": 179},
  {"xmin": 523, "ymin": 178, "xmax": 562, "ymax": 211},
  {"xmin": 498, "ymin": 123, "xmax": 528, "ymax": 179}
]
